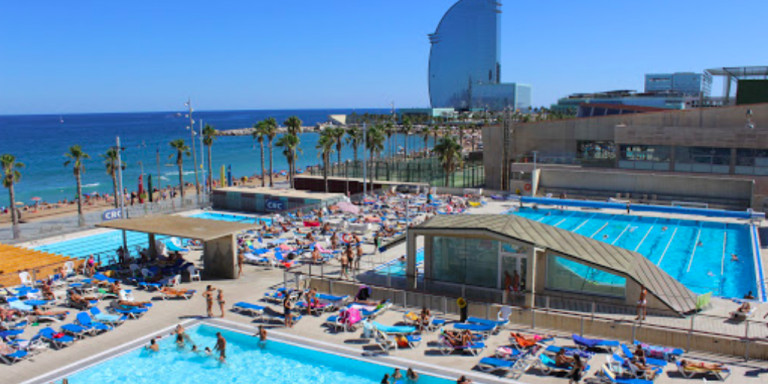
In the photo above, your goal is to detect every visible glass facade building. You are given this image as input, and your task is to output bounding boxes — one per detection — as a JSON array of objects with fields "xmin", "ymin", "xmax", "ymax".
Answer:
[
  {"xmin": 644, "ymin": 72, "xmax": 712, "ymax": 97},
  {"xmin": 429, "ymin": 0, "xmax": 528, "ymax": 111}
]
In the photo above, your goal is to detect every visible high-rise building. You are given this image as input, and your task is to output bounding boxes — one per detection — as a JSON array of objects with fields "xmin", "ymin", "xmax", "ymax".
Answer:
[
  {"xmin": 644, "ymin": 72, "xmax": 712, "ymax": 97},
  {"xmin": 428, "ymin": 0, "xmax": 529, "ymax": 111}
]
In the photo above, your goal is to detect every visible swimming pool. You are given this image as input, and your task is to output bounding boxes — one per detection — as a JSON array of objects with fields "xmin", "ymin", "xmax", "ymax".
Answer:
[
  {"xmin": 375, "ymin": 249, "xmax": 424, "ymax": 276},
  {"xmin": 64, "ymin": 324, "xmax": 451, "ymax": 384},
  {"xmin": 510, "ymin": 207, "xmax": 758, "ymax": 299},
  {"xmin": 191, "ymin": 212, "xmax": 272, "ymax": 226},
  {"xmin": 33, "ymin": 230, "xmax": 169, "ymax": 261}
]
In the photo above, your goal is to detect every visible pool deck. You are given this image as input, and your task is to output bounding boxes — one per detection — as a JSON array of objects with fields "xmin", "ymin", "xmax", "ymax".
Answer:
[{"xmin": 8, "ymin": 201, "xmax": 768, "ymax": 384}]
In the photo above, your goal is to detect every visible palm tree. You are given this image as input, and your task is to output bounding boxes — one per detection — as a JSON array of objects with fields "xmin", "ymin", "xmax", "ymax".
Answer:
[
  {"xmin": 330, "ymin": 127, "xmax": 345, "ymax": 169},
  {"xmin": 384, "ymin": 122, "xmax": 395, "ymax": 161},
  {"xmin": 169, "ymin": 139, "xmax": 191, "ymax": 200},
  {"xmin": 202, "ymin": 124, "xmax": 216, "ymax": 192},
  {"xmin": 1, "ymin": 154, "xmax": 23, "ymax": 239},
  {"xmin": 346, "ymin": 126, "xmax": 362, "ymax": 164},
  {"xmin": 365, "ymin": 124, "xmax": 385, "ymax": 183},
  {"xmin": 253, "ymin": 121, "xmax": 269, "ymax": 187},
  {"xmin": 420, "ymin": 125, "xmax": 432, "ymax": 156},
  {"xmin": 276, "ymin": 134, "xmax": 300, "ymax": 188},
  {"xmin": 401, "ymin": 117, "xmax": 413, "ymax": 159},
  {"xmin": 284, "ymin": 115, "xmax": 302, "ymax": 137},
  {"xmin": 64, "ymin": 145, "xmax": 90, "ymax": 227},
  {"xmin": 317, "ymin": 130, "xmax": 336, "ymax": 193},
  {"xmin": 433, "ymin": 137, "xmax": 463, "ymax": 187},
  {"xmin": 101, "ymin": 148, "xmax": 125, "ymax": 208},
  {"xmin": 263, "ymin": 117, "xmax": 278, "ymax": 187}
]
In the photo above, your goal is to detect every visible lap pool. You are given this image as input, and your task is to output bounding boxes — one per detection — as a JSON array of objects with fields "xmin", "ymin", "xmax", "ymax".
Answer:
[
  {"xmin": 510, "ymin": 207, "xmax": 759, "ymax": 299},
  {"xmin": 64, "ymin": 324, "xmax": 451, "ymax": 384}
]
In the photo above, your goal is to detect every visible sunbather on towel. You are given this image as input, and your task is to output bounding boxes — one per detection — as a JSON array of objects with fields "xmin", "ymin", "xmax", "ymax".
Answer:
[
  {"xmin": 555, "ymin": 348, "xmax": 574, "ymax": 367},
  {"xmin": 32, "ymin": 305, "xmax": 68, "ymax": 317},
  {"xmin": 511, "ymin": 332, "xmax": 549, "ymax": 347},
  {"xmin": 161, "ymin": 287, "xmax": 193, "ymax": 296},
  {"xmin": 69, "ymin": 291, "xmax": 98, "ymax": 304},
  {"xmin": 0, "ymin": 308, "xmax": 20, "ymax": 321},
  {"xmin": 680, "ymin": 359, "xmax": 725, "ymax": 370},
  {"xmin": 117, "ymin": 300, "xmax": 151, "ymax": 307},
  {"xmin": 0, "ymin": 341, "xmax": 18, "ymax": 356},
  {"xmin": 41, "ymin": 283, "xmax": 55, "ymax": 300}
]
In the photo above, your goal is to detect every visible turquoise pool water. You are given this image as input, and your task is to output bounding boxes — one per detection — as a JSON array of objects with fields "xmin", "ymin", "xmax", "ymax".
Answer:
[
  {"xmin": 34, "ymin": 230, "xmax": 169, "ymax": 260},
  {"xmin": 511, "ymin": 208, "xmax": 757, "ymax": 298},
  {"xmin": 191, "ymin": 212, "xmax": 272, "ymax": 225},
  {"xmin": 65, "ymin": 324, "xmax": 451, "ymax": 384},
  {"xmin": 376, "ymin": 249, "xmax": 424, "ymax": 276}
]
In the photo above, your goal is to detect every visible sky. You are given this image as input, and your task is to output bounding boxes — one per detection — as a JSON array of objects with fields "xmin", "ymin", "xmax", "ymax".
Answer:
[{"xmin": 1, "ymin": 0, "xmax": 767, "ymax": 115}]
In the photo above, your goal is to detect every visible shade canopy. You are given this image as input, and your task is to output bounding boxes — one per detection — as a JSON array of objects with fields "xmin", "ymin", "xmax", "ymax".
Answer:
[{"xmin": 97, "ymin": 215, "xmax": 257, "ymax": 241}]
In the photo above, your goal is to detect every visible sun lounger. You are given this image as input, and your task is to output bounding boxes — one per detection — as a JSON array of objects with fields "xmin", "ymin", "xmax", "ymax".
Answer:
[
  {"xmin": 467, "ymin": 316, "xmax": 507, "ymax": 333},
  {"xmin": 729, "ymin": 306, "xmax": 756, "ymax": 321},
  {"xmin": 76, "ymin": 312, "xmax": 113, "ymax": 334},
  {"xmin": 89, "ymin": 307, "xmax": 126, "ymax": 326},
  {"xmin": 109, "ymin": 303, "xmax": 148, "ymax": 319},
  {"xmin": 374, "ymin": 329, "xmax": 421, "ymax": 352},
  {"xmin": 160, "ymin": 288, "xmax": 196, "ymax": 300},
  {"xmin": 263, "ymin": 288, "xmax": 297, "ymax": 303},
  {"xmin": 61, "ymin": 323, "xmax": 90, "ymax": 338},
  {"xmin": 8, "ymin": 299, "xmax": 33, "ymax": 312},
  {"xmin": 573, "ymin": 334, "xmax": 619, "ymax": 352},
  {"xmin": 372, "ymin": 321, "xmax": 416, "ymax": 334},
  {"xmin": 544, "ymin": 345, "xmax": 594, "ymax": 360},
  {"xmin": 476, "ymin": 356, "xmax": 519, "ymax": 374},
  {"xmin": 676, "ymin": 360, "xmax": 731, "ymax": 381},
  {"xmin": 438, "ymin": 335, "xmax": 485, "ymax": 355},
  {"xmin": 632, "ymin": 340, "xmax": 683, "ymax": 361},
  {"xmin": 453, "ymin": 322, "xmax": 495, "ymax": 336},
  {"xmin": 273, "ymin": 313, "xmax": 303, "ymax": 325},
  {"xmin": 0, "ymin": 329, "xmax": 24, "ymax": 341},
  {"xmin": 601, "ymin": 365, "xmax": 655, "ymax": 384},
  {"xmin": 607, "ymin": 354, "xmax": 661, "ymax": 381},
  {"xmin": 39, "ymin": 327, "xmax": 75, "ymax": 349},
  {"xmin": 538, "ymin": 353, "xmax": 591, "ymax": 375},
  {"xmin": 9, "ymin": 332, "xmax": 47, "ymax": 356},
  {"xmin": 231, "ymin": 302, "xmax": 265, "ymax": 319},
  {"xmin": 0, "ymin": 347, "xmax": 27, "ymax": 365},
  {"xmin": 620, "ymin": 344, "xmax": 667, "ymax": 367}
]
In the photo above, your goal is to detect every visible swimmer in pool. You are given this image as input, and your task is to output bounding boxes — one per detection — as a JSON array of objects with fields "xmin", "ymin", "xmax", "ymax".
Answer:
[
  {"xmin": 662, "ymin": 226, "xmax": 668, "ymax": 231},
  {"xmin": 732, "ymin": 254, "xmax": 739, "ymax": 262},
  {"xmin": 603, "ymin": 234, "xmax": 609, "ymax": 239},
  {"xmin": 697, "ymin": 241, "xmax": 703, "ymax": 246},
  {"xmin": 707, "ymin": 271, "xmax": 715, "ymax": 277}
]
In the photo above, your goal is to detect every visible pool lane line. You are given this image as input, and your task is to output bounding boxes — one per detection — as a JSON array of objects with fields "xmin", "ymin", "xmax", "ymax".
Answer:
[
  {"xmin": 552, "ymin": 210, "xmax": 576, "ymax": 227},
  {"xmin": 684, "ymin": 222, "xmax": 703, "ymax": 274},
  {"xmin": 656, "ymin": 220, "xmax": 680, "ymax": 266},
  {"xmin": 571, "ymin": 213, "xmax": 596, "ymax": 233},
  {"xmin": 611, "ymin": 216, "xmax": 638, "ymax": 246},
  {"xmin": 206, "ymin": 318, "xmax": 514, "ymax": 384},
  {"xmin": 633, "ymin": 218, "xmax": 657, "ymax": 252},
  {"xmin": 20, "ymin": 318, "xmax": 201, "ymax": 384},
  {"xmin": 589, "ymin": 220, "xmax": 610, "ymax": 239}
]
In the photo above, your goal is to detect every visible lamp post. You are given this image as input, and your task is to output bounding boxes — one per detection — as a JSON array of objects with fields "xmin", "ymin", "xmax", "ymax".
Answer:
[
  {"xmin": 115, "ymin": 136, "xmax": 128, "ymax": 262},
  {"xmin": 362, "ymin": 122, "xmax": 367, "ymax": 197},
  {"xmin": 184, "ymin": 99, "xmax": 201, "ymax": 200}
]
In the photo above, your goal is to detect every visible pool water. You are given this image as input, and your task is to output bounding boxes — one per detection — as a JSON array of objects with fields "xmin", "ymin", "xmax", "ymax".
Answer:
[
  {"xmin": 33, "ymin": 230, "xmax": 170, "ymax": 260},
  {"xmin": 511, "ymin": 208, "xmax": 757, "ymax": 298},
  {"xmin": 375, "ymin": 249, "xmax": 424, "ymax": 276},
  {"xmin": 191, "ymin": 212, "xmax": 272, "ymax": 226},
  {"xmin": 66, "ymin": 324, "xmax": 451, "ymax": 384}
]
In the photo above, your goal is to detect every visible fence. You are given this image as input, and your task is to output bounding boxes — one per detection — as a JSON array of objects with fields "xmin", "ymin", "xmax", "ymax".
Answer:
[
  {"xmin": 1, "ymin": 194, "xmax": 211, "ymax": 245},
  {"xmin": 288, "ymin": 267, "xmax": 768, "ymax": 359},
  {"xmin": 307, "ymin": 157, "xmax": 485, "ymax": 188}
]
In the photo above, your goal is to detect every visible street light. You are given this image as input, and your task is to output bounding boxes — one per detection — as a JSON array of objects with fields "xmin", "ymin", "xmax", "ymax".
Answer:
[{"xmin": 184, "ymin": 99, "xmax": 201, "ymax": 201}]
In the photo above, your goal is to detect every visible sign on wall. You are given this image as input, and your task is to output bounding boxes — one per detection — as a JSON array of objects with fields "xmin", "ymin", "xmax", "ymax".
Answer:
[
  {"xmin": 102, "ymin": 208, "xmax": 122, "ymax": 221},
  {"xmin": 265, "ymin": 199, "xmax": 286, "ymax": 211}
]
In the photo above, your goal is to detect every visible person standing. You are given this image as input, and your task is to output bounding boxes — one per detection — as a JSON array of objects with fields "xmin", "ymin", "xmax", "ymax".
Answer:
[
  {"xmin": 217, "ymin": 289, "xmax": 226, "ymax": 318},
  {"xmin": 457, "ymin": 297, "xmax": 468, "ymax": 323},
  {"xmin": 636, "ymin": 286, "xmax": 647, "ymax": 321},
  {"xmin": 237, "ymin": 250, "xmax": 245, "ymax": 278},
  {"xmin": 203, "ymin": 285, "xmax": 215, "ymax": 317},
  {"xmin": 566, "ymin": 354, "xmax": 584, "ymax": 384},
  {"xmin": 340, "ymin": 246, "xmax": 351, "ymax": 280},
  {"xmin": 355, "ymin": 243, "xmax": 363, "ymax": 271},
  {"xmin": 283, "ymin": 295, "xmax": 294, "ymax": 328},
  {"xmin": 214, "ymin": 332, "xmax": 226, "ymax": 362}
]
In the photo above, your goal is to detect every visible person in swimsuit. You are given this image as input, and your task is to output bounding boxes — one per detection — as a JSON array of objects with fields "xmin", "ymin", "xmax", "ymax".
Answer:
[
  {"xmin": 283, "ymin": 295, "xmax": 294, "ymax": 328},
  {"xmin": 636, "ymin": 287, "xmax": 647, "ymax": 321},
  {"xmin": 146, "ymin": 338, "xmax": 159, "ymax": 352},
  {"xmin": 257, "ymin": 325, "xmax": 267, "ymax": 346},
  {"xmin": 203, "ymin": 285, "xmax": 215, "ymax": 317},
  {"xmin": 214, "ymin": 332, "xmax": 226, "ymax": 362},
  {"xmin": 237, "ymin": 251, "xmax": 245, "ymax": 278},
  {"xmin": 217, "ymin": 289, "xmax": 226, "ymax": 318}
]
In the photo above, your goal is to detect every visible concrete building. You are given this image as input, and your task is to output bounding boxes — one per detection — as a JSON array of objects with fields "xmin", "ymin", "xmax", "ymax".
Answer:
[
  {"xmin": 483, "ymin": 103, "xmax": 768, "ymax": 210},
  {"xmin": 551, "ymin": 90, "xmax": 696, "ymax": 115},
  {"xmin": 645, "ymin": 72, "xmax": 712, "ymax": 97},
  {"xmin": 428, "ymin": 0, "xmax": 530, "ymax": 111}
]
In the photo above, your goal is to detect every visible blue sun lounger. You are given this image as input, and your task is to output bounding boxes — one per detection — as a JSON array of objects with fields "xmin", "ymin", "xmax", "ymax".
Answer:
[
  {"xmin": 232, "ymin": 302, "xmax": 265, "ymax": 318},
  {"xmin": 453, "ymin": 322, "xmax": 495, "ymax": 334},
  {"xmin": 89, "ymin": 307, "xmax": 126, "ymax": 326},
  {"xmin": 601, "ymin": 365, "xmax": 655, "ymax": 384},
  {"xmin": 633, "ymin": 340, "xmax": 684, "ymax": 361},
  {"xmin": 620, "ymin": 344, "xmax": 667, "ymax": 367},
  {"xmin": 0, "ymin": 348, "xmax": 27, "ymax": 365},
  {"xmin": 39, "ymin": 327, "xmax": 75, "ymax": 349},
  {"xmin": 538, "ymin": 354, "xmax": 591, "ymax": 375},
  {"xmin": 372, "ymin": 321, "xmax": 416, "ymax": 334},
  {"xmin": 76, "ymin": 312, "xmax": 113, "ymax": 334},
  {"xmin": 573, "ymin": 334, "xmax": 619, "ymax": 352},
  {"xmin": 476, "ymin": 356, "xmax": 517, "ymax": 373},
  {"xmin": 467, "ymin": 316, "xmax": 508, "ymax": 328},
  {"xmin": 110, "ymin": 305, "xmax": 148, "ymax": 319}
]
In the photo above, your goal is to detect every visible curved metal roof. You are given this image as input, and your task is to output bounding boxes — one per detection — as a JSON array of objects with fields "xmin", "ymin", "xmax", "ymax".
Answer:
[{"xmin": 414, "ymin": 214, "xmax": 698, "ymax": 314}]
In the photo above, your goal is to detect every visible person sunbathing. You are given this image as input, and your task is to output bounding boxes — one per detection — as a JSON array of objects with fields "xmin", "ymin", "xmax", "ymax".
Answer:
[
  {"xmin": 117, "ymin": 299, "xmax": 151, "ymax": 307},
  {"xmin": 736, "ymin": 302, "xmax": 751, "ymax": 313},
  {"xmin": 311, "ymin": 248, "xmax": 323, "ymax": 263},
  {"xmin": 554, "ymin": 348, "xmax": 574, "ymax": 367},
  {"xmin": 0, "ymin": 307, "xmax": 20, "ymax": 321},
  {"xmin": 108, "ymin": 281, "xmax": 122, "ymax": 295},
  {"xmin": 32, "ymin": 305, "xmax": 68, "ymax": 317},
  {"xmin": 41, "ymin": 283, "xmax": 55, "ymax": 300},
  {"xmin": 161, "ymin": 287, "xmax": 193, "ymax": 296},
  {"xmin": 680, "ymin": 359, "xmax": 725, "ymax": 370},
  {"xmin": 69, "ymin": 291, "xmax": 98, "ymax": 304}
]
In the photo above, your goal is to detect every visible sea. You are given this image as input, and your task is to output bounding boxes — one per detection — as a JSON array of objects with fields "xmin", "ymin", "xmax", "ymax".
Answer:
[{"xmin": 0, "ymin": 109, "xmax": 429, "ymax": 207}]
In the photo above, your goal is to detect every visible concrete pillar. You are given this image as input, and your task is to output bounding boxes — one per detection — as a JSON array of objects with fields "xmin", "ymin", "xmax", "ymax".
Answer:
[
  {"xmin": 524, "ymin": 247, "xmax": 539, "ymax": 308},
  {"xmin": 202, "ymin": 234, "xmax": 237, "ymax": 279},
  {"xmin": 423, "ymin": 235, "xmax": 433, "ymax": 281},
  {"xmin": 669, "ymin": 145, "xmax": 676, "ymax": 172},
  {"xmin": 406, "ymin": 230, "xmax": 417, "ymax": 289},
  {"xmin": 148, "ymin": 233, "xmax": 157, "ymax": 257},
  {"xmin": 730, "ymin": 148, "xmax": 737, "ymax": 175}
]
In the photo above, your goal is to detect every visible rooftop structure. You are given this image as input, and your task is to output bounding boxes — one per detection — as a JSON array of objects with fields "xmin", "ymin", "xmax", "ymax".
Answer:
[{"xmin": 645, "ymin": 72, "xmax": 712, "ymax": 97}]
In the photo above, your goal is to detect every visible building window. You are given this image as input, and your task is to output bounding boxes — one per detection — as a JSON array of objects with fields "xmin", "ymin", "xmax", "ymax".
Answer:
[
  {"xmin": 578, "ymin": 141, "xmax": 615, "ymax": 160},
  {"xmin": 619, "ymin": 145, "xmax": 670, "ymax": 171},
  {"xmin": 735, "ymin": 149, "xmax": 768, "ymax": 175},
  {"xmin": 545, "ymin": 254, "xmax": 626, "ymax": 298},
  {"xmin": 431, "ymin": 236, "xmax": 499, "ymax": 288},
  {"xmin": 674, "ymin": 147, "xmax": 730, "ymax": 174}
]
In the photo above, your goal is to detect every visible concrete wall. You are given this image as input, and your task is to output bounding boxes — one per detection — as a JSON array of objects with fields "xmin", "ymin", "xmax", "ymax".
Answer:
[
  {"xmin": 203, "ymin": 235, "xmax": 237, "ymax": 279},
  {"xmin": 294, "ymin": 176, "xmax": 427, "ymax": 195},
  {"xmin": 211, "ymin": 189, "xmax": 344, "ymax": 213}
]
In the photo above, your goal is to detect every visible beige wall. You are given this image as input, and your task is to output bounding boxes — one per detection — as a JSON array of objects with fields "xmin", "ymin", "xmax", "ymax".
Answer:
[{"xmin": 203, "ymin": 235, "xmax": 237, "ymax": 279}]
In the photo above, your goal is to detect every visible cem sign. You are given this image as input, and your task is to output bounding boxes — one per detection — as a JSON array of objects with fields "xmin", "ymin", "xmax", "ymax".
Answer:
[
  {"xmin": 102, "ymin": 208, "xmax": 122, "ymax": 221},
  {"xmin": 265, "ymin": 199, "xmax": 286, "ymax": 211}
]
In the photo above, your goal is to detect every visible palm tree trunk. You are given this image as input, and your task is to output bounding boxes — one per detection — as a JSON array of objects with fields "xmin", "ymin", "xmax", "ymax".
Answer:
[
  {"xmin": 207, "ymin": 146, "xmax": 213, "ymax": 193},
  {"xmin": 111, "ymin": 173, "xmax": 119, "ymax": 208},
  {"xmin": 323, "ymin": 154, "xmax": 329, "ymax": 193},
  {"xmin": 268, "ymin": 140, "xmax": 274, "ymax": 187},
  {"xmin": 444, "ymin": 164, "xmax": 450, "ymax": 187},
  {"xmin": 259, "ymin": 141, "xmax": 265, "ymax": 187},
  {"xmin": 9, "ymin": 184, "xmax": 19, "ymax": 239},
  {"xmin": 76, "ymin": 172, "xmax": 84, "ymax": 227},
  {"xmin": 178, "ymin": 164, "xmax": 185, "ymax": 200}
]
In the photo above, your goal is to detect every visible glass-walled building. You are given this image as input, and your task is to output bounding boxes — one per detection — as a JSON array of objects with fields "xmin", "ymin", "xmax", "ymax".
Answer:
[{"xmin": 428, "ymin": 0, "xmax": 530, "ymax": 111}]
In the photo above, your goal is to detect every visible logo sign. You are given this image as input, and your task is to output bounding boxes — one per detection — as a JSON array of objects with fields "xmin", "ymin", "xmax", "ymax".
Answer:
[
  {"xmin": 102, "ymin": 209, "xmax": 122, "ymax": 221},
  {"xmin": 265, "ymin": 199, "xmax": 286, "ymax": 211}
]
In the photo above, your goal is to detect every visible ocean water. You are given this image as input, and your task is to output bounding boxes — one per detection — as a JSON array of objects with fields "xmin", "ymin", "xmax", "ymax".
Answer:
[{"xmin": 0, "ymin": 109, "xmax": 429, "ymax": 206}]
